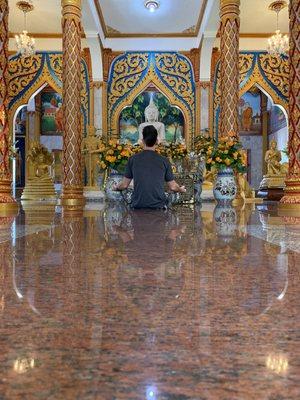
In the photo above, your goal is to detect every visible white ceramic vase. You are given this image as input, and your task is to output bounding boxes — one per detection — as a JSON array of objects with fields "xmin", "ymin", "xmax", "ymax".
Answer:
[{"xmin": 213, "ymin": 167, "xmax": 237, "ymax": 204}]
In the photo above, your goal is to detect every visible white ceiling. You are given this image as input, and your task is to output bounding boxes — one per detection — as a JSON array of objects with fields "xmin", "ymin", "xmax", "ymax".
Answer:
[
  {"xmin": 240, "ymin": 0, "xmax": 289, "ymax": 33},
  {"xmin": 9, "ymin": 0, "xmax": 288, "ymax": 41},
  {"xmin": 9, "ymin": 0, "xmax": 62, "ymax": 34},
  {"xmin": 97, "ymin": 0, "xmax": 205, "ymax": 35}
]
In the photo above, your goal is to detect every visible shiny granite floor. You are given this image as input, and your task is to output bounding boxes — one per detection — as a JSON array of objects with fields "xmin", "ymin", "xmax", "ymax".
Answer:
[{"xmin": 0, "ymin": 202, "xmax": 299, "ymax": 400}]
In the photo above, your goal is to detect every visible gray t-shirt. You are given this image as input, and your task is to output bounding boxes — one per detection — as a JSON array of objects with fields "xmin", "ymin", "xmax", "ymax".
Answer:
[{"xmin": 124, "ymin": 150, "xmax": 174, "ymax": 209}]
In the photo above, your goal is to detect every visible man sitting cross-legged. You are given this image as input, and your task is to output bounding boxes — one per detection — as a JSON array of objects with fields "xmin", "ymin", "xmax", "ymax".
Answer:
[{"xmin": 115, "ymin": 125, "xmax": 186, "ymax": 209}]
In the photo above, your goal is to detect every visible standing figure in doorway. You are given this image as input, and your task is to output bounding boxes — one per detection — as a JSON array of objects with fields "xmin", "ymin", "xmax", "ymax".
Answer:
[{"xmin": 242, "ymin": 102, "xmax": 253, "ymax": 131}]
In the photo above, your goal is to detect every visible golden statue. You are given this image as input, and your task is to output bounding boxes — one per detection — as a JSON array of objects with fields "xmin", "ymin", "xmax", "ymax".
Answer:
[
  {"xmin": 259, "ymin": 139, "xmax": 287, "ymax": 189},
  {"xmin": 82, "ymin": 127, "xmax": 103, "ymax": 189},
  {"xmin": 203, "ymin": 167, "xmax": 216, "ymax": 189},
  {"xmin": 265, "ymin": 139, "xmax": 283, "ymax": 175},
  {"xmin": 21, "ymin": 141, "xmax": 56, "ymax": 201}
]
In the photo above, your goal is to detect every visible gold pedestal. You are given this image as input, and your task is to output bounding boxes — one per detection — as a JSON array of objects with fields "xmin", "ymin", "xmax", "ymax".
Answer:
[
  {"xmin": 278, "ymin": 178, "xmax": 300, "ymax": 216},
  {"xmin": 0, "ymin": 178, "xmax": 19, "ymax": 216},
  {"xmin": 259, "ymin": 175, "xmax": 286, "ymax": 189},
  {"xmin": 61, "ymin": 187, "xmax": 86, "ymax": 212},
  {"xmin": 84, "ymin": 186, "xmax": 101, "ymax": 192},
  {"xmin": 21, "ymin": 177, "xmax": 57, "ymax": 201}
]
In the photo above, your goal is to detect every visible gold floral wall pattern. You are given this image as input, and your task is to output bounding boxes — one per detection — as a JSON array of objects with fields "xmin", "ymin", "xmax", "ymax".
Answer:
[
  {"xmin": 8, "ymin": 52, "xmax": 90, "ymax": 136},
  {"xmin": 213, "ymin": 51, "xmax": 289, "ymax": 137},
  {"xmin": 107, "ymin": 52, "xmax": 196, "ymax": 147}
]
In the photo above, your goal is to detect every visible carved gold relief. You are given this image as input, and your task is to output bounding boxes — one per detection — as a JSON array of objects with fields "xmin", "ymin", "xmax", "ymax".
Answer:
[
  {"xmin": 155, "ymin": 53, "xmax": 195, "ymax": 110},
  {"xmin": 8, "ymin": 55, "xmax": 43, "ymax": 104},
  {"xmin": 108, "ymin": 53, "xmax": 149, "ymax": 113},
  {"xmin": 60, "ymin": 0, "xmax": 85, "ymax": 211},
  {"xmin": 239, "ymin": 54, "xmax": 254, "ymax": 84},
  {"xmin": 8, "ymin": 53, "xmax": 90, "ymax": 140},
  {"xmin": 109, "ymin": 66, "xmax": 194, "ymax": 149},
  {"xmin": 219, "ymin": 0, "xmax": 240, "ymax": 136},
  {"xmin": 280, "ymin": 0, "xmax": 300, "ymax": 211},
  {"xmin": 259, "ymin": 54, "xmax": 289, "ymax": 99},
  {"xmin": 107, "ymin": 52, "xmax": 195, "ymax": 148},
  {"xmin": 0, "ymin": 0, "xmax": 18, "ymax": 212},
  {"xmin": 213, "ymin": 52, "xmax": 289, "ymax": 137}
]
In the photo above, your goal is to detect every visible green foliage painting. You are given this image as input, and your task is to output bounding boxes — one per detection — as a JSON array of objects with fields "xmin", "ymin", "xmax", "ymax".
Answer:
[
  {"xmin": 119, "ymin": 91, "xmax": 184, "ymax": 144},
  {"xmin": 41, "ymin": 91, "xmax": 63, "ymax": 135}
]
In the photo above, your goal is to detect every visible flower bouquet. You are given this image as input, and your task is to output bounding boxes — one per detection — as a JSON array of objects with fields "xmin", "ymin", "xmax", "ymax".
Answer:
[
  {"xmin": 194, "ymin": 134, "xmax": 216, "ymax": 158},
  {"xmin": 98, "ymin": 139, "xmax": 134, "ymax": 174},
  {"xmin": 205, "ymin": 131, "xmax": 246, "ymax": 173}
]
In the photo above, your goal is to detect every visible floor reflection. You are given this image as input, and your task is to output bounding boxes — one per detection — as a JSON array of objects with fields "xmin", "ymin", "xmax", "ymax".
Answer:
[{"xmin": 0, "ymin": 203, "xmax": 299, "ymax": 399}]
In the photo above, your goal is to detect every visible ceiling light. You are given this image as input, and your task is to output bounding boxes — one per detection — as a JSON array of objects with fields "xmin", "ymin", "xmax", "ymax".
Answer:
[
  {"xmin": 267, "ymin": 1, "xmax": 289, "ymax": 56},
  {"xmin": 144, "ymin": 0, "xmax": 160, "ymax": 13}
]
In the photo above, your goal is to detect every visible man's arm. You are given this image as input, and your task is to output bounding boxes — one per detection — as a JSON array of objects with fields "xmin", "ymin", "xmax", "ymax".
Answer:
[
  {"xmin": 114, "ymin": 177, "xmax": 132, "ymax": 191},
  {"xmin": 167, "ymin": 180, "xmax": 186, "ymax": 193}
]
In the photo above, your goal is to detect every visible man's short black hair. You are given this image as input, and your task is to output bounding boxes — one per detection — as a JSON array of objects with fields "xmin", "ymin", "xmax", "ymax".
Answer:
[{"xmin": 142, "ymin": 125, "xmax": 158, "ymax": 147}]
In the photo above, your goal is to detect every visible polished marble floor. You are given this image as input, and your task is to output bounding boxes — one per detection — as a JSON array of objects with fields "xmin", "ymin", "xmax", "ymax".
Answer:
[{"xmin": 0, "ymin": 202, "xmax": 299, "ymax": 399}]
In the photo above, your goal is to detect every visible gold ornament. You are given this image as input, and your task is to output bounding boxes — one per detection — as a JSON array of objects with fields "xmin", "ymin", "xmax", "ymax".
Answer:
[{"xmin": 21, "ymin": 141, "xmax": 56, "ymax": 200}]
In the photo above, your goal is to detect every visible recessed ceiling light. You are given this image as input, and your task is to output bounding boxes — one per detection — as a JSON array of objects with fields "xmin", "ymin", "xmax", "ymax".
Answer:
[{"xmin": 144, "ymin": 0, "xmax": 160, "ymax": 13}]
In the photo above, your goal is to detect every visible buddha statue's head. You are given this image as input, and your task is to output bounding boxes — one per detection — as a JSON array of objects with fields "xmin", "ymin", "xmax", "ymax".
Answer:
[
  {"xmin": 145, "ymin": 97, "xmax": 159, "ymax": 122},
  {"xmin": 270, "ymin": 139, "xmax": 278, "ymax": 150}
]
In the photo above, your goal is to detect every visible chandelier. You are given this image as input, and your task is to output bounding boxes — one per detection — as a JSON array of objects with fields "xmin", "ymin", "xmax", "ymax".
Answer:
[
  {"xmin": 144, "ymin": 0, "xmax": 160, "ymax": 13},
  {"xmin": 15, "ymin": 1, "xmax": 35, "ymax": 57},
  {"xmin": 267, "ymin": 1, "xmax": 289, "ymax": 56}
]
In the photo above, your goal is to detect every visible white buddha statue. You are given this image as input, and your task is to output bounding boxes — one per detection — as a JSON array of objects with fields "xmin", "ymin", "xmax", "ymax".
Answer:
[{"xmin": 138, "ymin": 97, "xmax": 166, "ymax": 144}]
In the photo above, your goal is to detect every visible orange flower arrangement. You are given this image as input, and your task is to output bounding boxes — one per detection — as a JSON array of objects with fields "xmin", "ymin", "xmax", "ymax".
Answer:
[
  {"xmin": 98, "ymin": 139, "xmax": 134, "ymax": 173},
  {"xmin": 205, "ymin": 131, "xmax": 247, "ymax": 173}
]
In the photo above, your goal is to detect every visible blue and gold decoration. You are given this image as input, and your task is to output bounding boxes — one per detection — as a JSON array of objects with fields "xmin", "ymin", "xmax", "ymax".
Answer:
[
  {"xmin": 8, "ymin": 52, "xmax": 90, "ymax": 137},
  {"xmin": 213, "ymin": 51, "xmax": 289, "ymax": 137},
  {"xmin": 107, "ymin": 51, "xmax": 195, "ymax": 147}
]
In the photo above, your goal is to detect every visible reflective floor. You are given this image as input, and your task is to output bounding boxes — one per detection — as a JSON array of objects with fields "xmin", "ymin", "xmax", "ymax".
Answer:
[{"xmin": 0, "ymin": 202, "xmax": 299, "ymax": 399}]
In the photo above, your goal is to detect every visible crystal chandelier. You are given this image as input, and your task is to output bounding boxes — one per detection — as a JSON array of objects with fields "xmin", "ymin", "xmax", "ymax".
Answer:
[
  {"xmin": 267, "ymin": 1, "xmax": 289, "ymax": 56},
  {"xmin": 15, "ymin": 1, "xmax": 35, "ymax": 57}
]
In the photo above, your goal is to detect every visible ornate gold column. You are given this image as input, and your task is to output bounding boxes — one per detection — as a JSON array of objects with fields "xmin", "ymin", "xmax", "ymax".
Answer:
[
  {"xmin": 0, "ymin": 0, "xmax": 18, "ymax": 215},
  {"xmin": 279, "ymin": 0, "xmax": 300, "ymax": 214},
  {"xmin": 219, "ymin": 0, "xmax": 240, "ymax": 136},
  {"xmin": 60, "ymin": 0, "xmax": 85, "ymax": 211},
  {"xmin": 261, "ymin": 94, "xmax": 269, "ymax": 176}
]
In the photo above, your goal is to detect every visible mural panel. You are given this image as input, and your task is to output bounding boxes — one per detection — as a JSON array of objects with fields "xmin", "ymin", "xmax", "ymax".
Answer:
[
  {"xmin": 270, "ymin": 106, "xmax": 287, "ymax": 133},
  {"xmin": 41, "ymin": 91, "xmax": 63, "ymax": 135},
  {"xmin": 212, "ymin": 51, "xmax": 289, "ymax": 138},
  {"xmin": 238, "ymin": 91, "xmax": 261, "ymax": 134},
  {"xmin": 119, "ymin": 90, "xmax": 184, "ymax": 144}
]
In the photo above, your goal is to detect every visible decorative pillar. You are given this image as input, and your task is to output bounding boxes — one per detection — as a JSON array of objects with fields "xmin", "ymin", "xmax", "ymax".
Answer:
[
  {"xmin": 261, "ymin": 93, "xmax": 269, "ymax": 176},
  {"xmin": 0, "ymin": 0, "xmax": 18, "ymax": 214},
  {"xmin": 219, "ymin": 0, "xmax": 240, "ymax": 136},
  {"xmin": 280, "ymin": 0, "xmax": 300, "ymax": 213},
  {"xmin": 61, "ymin": 0, "xmax": 85, "ymax": 211}
]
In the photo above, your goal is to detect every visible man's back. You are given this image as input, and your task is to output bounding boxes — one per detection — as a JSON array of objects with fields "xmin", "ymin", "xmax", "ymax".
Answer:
[{"xmin": 125, "ymin": 150, "xmax": 174, "ymax": 209}]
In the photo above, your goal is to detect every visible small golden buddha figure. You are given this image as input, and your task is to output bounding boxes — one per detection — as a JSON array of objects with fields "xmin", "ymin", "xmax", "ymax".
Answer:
[
  {"xmin": 27, "ymin": 141, "xmax": 54, "ymax": 180},
  {"xmin": 21, "ymin": 141, "xmax": 56, "ymax": 200},
  {"xmin": 259, "ymin": 139, "xmax": 287, "ymax": 189},
  {"xmin": 202, "ymin": 166, "xmax": 217, "ymax": 190},
  {"xmin": 265, "ymin": 139, "xmax": 282, "ymax": 176}
]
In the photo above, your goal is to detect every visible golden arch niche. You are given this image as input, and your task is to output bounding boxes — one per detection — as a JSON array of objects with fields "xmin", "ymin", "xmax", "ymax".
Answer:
[
  {"xmin": 119, "ymin": 86, "xmax": 185, "ymax": 144},
  {"xmin": 108, "ymin": 55, "xmax": 195, "ymax": 148}
]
